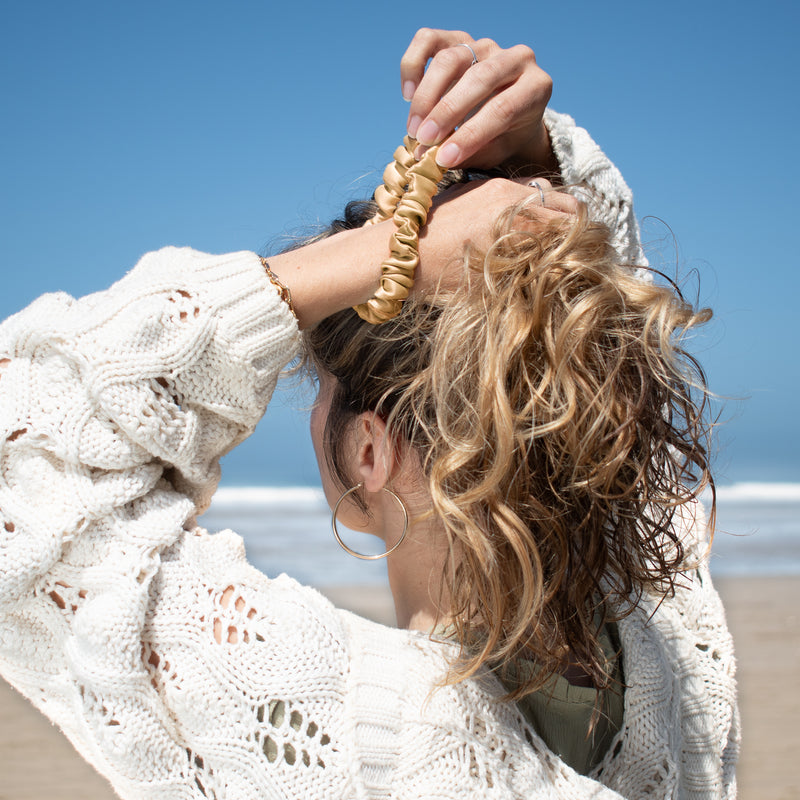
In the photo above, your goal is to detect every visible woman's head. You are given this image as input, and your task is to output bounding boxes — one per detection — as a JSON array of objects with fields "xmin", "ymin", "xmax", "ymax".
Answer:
[{"xmin": 302, "ymin": 189, "xmax": 714, "ymax": 694}]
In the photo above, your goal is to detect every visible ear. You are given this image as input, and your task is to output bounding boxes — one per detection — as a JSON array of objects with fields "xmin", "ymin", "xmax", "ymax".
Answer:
[{"xmin": 353, "ymin": 412, "xmax": 397, "ymax": 493}]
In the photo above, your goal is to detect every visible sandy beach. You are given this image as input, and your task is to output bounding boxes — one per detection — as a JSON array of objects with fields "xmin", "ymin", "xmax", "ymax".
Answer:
[{"xmin": 0, "ymin": 576, "xmax": 797, "ymax": 800}]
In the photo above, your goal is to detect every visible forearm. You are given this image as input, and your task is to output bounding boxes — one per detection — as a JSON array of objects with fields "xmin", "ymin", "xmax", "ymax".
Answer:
[
  {"xmin": 269, "ymin": 220, "xmax": 394, "ymax": 330},
  {"xmin": 271, "ymin": 177, "xmax": 561, "ymax": 329},
  {"xmin": 0, "ymin": 247, "xmax": 300, "ymax": 604},
  {"xmin": 269, "ymin": 111, "xmax": 649, "ymax": 332},
  {"xmin": 0, "ymin": 247, "xmax": 350, "ymax": 798}
]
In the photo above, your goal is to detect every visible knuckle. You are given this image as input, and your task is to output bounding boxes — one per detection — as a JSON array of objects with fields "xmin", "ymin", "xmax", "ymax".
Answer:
[
  {"xmin": 486, "ymin": 177, "xmax": 514, "ymax": 199},
  {"xmin": 471, "ymin": 58, "xmax": 503, "ymax": 87},
  {"xmin": 434, "ymin": 48, "xmax": 467, "ymax": 71},
  {"xmin": 461, "ymin": 64, "xmax": 491, "ymax": 97},
  {"xmin": 433, "ymin": 93, "xmax": 459, "ymax": 121},
  {"xmin": 489, "ymin": 93, "xmax": 517, "ymax": 125},
  {"xmin": 415, "ymin": 28, "xmax": 470, "ymax": 48},
  {"xmin": 519, "ymin": 60, "xmax": 553, "ymax": 103},
  {"xmin": 510, "ymin": 43, "xmax": 537, "ymax": 64},
  {"xmin": 473, "ymin": 37, "xmax": 500, "ymax": 58},
  {"xmin": 542, "ymin": 74, "xmax": 553, "ymax": 102}
]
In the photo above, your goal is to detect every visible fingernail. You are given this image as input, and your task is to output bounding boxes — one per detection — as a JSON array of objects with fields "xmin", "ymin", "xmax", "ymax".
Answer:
[
  {"xmin": 414, "ymin": 144, "xmax": 430, "ymax": 161},
  {"xmin": 436, "ymin": 142, "xmax": 461, "ymax": 168},
  {"xmin": 416, "ymin": 119, "xmax": 440, "ymax": 146},
  {"xmin": 408, "ymin": 114, "xmax": 422, "ymax": 138},
  {"xmin": 402, "ymin": 81, "xmax": 416, "ymax": 101}
]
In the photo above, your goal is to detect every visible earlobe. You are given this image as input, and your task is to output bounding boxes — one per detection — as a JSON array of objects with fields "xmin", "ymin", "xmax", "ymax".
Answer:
[{"xmin": 355, "ymin": 412, "xmax": 395, "ymax": 493}]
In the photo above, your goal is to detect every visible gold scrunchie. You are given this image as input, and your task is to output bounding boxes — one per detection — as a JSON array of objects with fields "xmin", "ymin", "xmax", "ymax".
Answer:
[{"xmin": 353, "ymin": 137, "xmax": 446, "ymax": 324}]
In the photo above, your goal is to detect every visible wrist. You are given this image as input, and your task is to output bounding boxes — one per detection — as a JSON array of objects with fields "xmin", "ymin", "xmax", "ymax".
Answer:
[{"xmin": 268, "ymin": 222, "xmax": 391, "ymax": 329}]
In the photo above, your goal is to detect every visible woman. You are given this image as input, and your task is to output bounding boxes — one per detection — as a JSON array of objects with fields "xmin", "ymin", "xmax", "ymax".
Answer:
[{"xmin": 0, "ymin": 29, "xmax": 737, "ymax": 799}]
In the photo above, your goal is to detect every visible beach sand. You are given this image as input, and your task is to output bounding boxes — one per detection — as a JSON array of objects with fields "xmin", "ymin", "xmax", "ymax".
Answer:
[{"xmin": 0, "ymin": 576, "xmax": 796, "ymax": 799}]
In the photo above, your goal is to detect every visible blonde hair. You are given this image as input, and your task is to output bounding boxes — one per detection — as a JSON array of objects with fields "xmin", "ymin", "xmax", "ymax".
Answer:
[{"xmin": 302, "ymin": 196, "xmax": 714, "ymax": 696}]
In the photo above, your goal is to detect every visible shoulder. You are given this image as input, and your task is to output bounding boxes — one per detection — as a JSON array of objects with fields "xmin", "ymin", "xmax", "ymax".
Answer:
[
  {"xmin": 603, "ymin": 502, "xmax": 739, "ymax": 797},
  {"xmin": 152, "ymin": 530, "xmax": 635, "ymax": 797},
  {"xmin": 335, "ymin": 611, "xmax": 626, "ymax": 798}
]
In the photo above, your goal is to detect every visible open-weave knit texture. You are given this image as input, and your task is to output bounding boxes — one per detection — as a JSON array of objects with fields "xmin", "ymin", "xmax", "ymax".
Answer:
[
  {"xmin": 0, "ymin": 113, "xmax": 738, "ymax": 799},
  {"xmin": 545, "ymin": 109, "xmax": 649, "ymax": 275}
]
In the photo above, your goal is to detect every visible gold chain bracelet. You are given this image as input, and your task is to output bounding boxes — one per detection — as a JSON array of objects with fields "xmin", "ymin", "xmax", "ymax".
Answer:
[{"xmin": 260, "ymin": 257, "xmax": 297, "ymax": 320}]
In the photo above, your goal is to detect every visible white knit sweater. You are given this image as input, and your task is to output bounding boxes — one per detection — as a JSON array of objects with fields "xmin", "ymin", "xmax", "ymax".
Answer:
[{"xmin": 0, "ymin": 113, "xmax": 738, "ymax": 799}]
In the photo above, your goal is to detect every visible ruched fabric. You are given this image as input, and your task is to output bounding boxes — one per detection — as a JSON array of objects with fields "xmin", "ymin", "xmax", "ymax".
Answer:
[{"xmin": 354, "ymin": 137, "xmax": 446, "ymax": 323}]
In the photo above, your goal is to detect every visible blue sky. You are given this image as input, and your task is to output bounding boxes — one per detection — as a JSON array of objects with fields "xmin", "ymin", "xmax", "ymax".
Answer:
[{"xmin": 2, "ymin": 0, "xmax": 798, "ymax": 486}]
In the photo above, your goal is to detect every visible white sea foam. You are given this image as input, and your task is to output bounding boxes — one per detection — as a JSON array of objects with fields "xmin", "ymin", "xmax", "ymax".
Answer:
[
  {"xmin": 211, "ymin": 486, "xmax": 326, "ymax": 508},
  {"xmin": 202, "ymin": 485, "xmax": 388, "ymax": 586},
  {"xmin": 702, "ymin": 483, "xmax": 800, "ymax": 576},
  {"xmin": 202, "ymin": 483, "xmax": 800, "ymax": 583},
  {"xmin": 712, "ymin": 482, "xmax": 800, "ymax": 503},
  {"xmin": 212, "ymin": 482, "xmax": 800, "ymax": 507}
]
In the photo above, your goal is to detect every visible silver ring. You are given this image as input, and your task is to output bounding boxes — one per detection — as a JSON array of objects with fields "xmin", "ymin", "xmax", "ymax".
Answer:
[
  {"xmin": 455, "ymin": 42, "xmax": 479, "ymax": 66},
  {"xmin": 528, "ymin": 180, "xmax": 546, "ymax": 206}
]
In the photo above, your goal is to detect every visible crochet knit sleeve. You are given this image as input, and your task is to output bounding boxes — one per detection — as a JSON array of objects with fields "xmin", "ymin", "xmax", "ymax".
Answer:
[
  {"xmin": 0, "ymin": 248, "xmax": 356, "ymax": 798},
  {"xmin": 544, "ymin": 109, "xmax": 649, "ymax": 279}
]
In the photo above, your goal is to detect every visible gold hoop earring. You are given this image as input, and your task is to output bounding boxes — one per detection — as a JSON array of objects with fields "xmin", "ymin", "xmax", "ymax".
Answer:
[{"xmin": 331, "ymin": 483, "xmax": 408, "ymax": 561}]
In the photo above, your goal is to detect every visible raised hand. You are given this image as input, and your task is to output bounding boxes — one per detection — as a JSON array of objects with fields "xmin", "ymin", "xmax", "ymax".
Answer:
[{"xmin": 401, "ymin": 28, "xmax": 557, "ymax": 173}]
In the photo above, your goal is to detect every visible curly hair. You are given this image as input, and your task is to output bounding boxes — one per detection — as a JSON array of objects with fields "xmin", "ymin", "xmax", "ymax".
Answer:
[{"xmin": 301, "ymin": 193, "xmax": 714, "ymax": 697}]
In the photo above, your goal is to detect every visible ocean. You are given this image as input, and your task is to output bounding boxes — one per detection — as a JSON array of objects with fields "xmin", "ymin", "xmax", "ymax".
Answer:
[{"xmin": 200, "ymin": 482, "xmax": 800, "ymax": 588}]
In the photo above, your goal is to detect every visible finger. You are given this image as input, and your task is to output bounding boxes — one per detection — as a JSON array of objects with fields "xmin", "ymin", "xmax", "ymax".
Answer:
[
  {"xmin": 408, "ymin": 40, "xmax": 503, "ymax": 141},
  {"xmin": 515, "ymin": 177, "xmax": 554, "ymax": 191},
  {"xmin": 540, "ymin": 190, "xmax": 581, "ymax": 215},
  {"xmin": 514, "ymin": 178, "xmax": 582, "ymax": 217},
  {"xmin": 414, "ymin": 44, "xmax": 531, "ymax": 151},
  {"xmin": 436, "ymin": 67, "xmax": 552, "ymax": 167},
  {"xmin": 409, "ymin": 38, "xmax": 500, "ymax": 141},
  {"xmin": 400, "ymin": 28, "xmax": 471, "ymax": 103}
]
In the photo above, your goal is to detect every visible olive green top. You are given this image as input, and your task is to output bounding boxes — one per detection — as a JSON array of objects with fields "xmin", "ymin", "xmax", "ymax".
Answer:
[{"xmin": 499, "ymin": 621, "xmax": 625, "ymax": 776}]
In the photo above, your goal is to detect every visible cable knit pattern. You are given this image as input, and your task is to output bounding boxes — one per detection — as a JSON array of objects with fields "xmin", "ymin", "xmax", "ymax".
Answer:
[
  {"xmin": 0, "ymin": 125, "xmax": 737, "ymax": 798},
  {"xmin": 545, "ymin": 109, "xmax": 649, "ymax": 279}
]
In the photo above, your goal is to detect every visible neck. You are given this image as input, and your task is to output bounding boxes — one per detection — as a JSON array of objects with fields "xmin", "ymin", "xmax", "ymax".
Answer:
[{"xmin": 382, "ymin": 508, "xmax": 450, "ymax": 632}]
